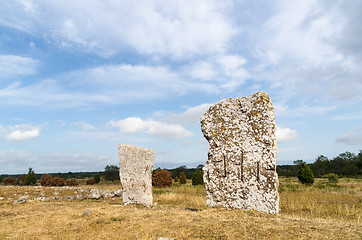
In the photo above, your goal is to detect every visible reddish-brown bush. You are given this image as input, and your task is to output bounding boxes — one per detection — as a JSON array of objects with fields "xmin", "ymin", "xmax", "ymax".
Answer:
[
  {"xmin": 65, "ymin": 178, "xmax": 78, "ymax": 186},
  {"xmin": 152, "ymin": 169, "xmax": 172, "ymax": 187},
  {"xmin": 86, "ymin": 178, "xmax": 96, "ymax": 185},
  {"xmin": 2, "ymin": 177, "xmax": 18, "ymax": 185},
  {"xmin": 47, "ymin": 177, "xmax": 66, "ymax": 186},
  {"xmin": 17, "ymin": 175, "xmax": 26, "ymax": 186},
  {"xmin": 40, "ymin": 174, "xmax": 53, "ymax": 186}
]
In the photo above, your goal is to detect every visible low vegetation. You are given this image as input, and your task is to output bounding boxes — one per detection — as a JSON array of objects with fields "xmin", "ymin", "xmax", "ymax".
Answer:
[
  {"xmin": 0, "ymin": 177, "xmax": 360, "ymax": 239},
  {"xmin": 152, "ymin": 169, "xmax": 172, "ymax": 187}
]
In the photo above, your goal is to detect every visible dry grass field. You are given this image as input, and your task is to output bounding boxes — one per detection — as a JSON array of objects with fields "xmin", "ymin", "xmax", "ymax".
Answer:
[{"xmin": 0, "ymin": 177, "xmax": 361, "ymax": 240}]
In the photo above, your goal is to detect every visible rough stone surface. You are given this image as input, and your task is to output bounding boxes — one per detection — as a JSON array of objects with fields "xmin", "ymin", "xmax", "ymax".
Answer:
[
  {"xmin": 201, "ymin": 92, "xmax": 279, "ymax": 214},
  {"xmin": 13, "ymin": 195, "xmax": 29, "ymax": 204},
  {"xmin": 119, "ymin": 144, "xmax": 154, "ymax": 207},
  {"xmin": 89, "ymin": 189, "xmax": 102, "ymax": 199}
]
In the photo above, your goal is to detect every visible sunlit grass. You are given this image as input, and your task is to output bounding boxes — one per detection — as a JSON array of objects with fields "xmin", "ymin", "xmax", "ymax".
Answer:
[{"xmin": 0, "ymin": 178, "xmax": 361, "ymax": 239}]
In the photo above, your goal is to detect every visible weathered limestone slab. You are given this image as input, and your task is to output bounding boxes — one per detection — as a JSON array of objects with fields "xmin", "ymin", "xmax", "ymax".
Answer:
[
  {"xmin": 201, "ymin": 92, "xmax": 279, "ymax": 214},
  {"xmin": 118, "ymin": 144, "xmax": 154, "ymax": 207}
]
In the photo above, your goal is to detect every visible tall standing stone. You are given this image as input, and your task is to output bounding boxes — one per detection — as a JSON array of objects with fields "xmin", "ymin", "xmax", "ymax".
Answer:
[
  {"xmin": 118, "ymin": 144, "xmax": 154, "ymax": 207},
  {"xmin": 200, "ymin": 92, "xmax": 279, "ymax": 214}
]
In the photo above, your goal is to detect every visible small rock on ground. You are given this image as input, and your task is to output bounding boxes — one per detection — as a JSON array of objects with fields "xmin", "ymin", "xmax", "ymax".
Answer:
[{"xmin": 82, "ymin": 210, "xmax": 92, "ymax": 216}]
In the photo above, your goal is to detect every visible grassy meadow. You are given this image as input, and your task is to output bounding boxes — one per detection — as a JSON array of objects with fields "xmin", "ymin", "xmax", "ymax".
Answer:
[{"xmin": 0, "ymin": 177, "xmax": 361, "ymax": 239}]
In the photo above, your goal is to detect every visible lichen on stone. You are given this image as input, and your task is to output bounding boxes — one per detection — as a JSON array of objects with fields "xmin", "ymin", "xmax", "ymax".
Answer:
[{"xmin": 201, "ymin": 92, "xmax": 279, "ymax": 214}]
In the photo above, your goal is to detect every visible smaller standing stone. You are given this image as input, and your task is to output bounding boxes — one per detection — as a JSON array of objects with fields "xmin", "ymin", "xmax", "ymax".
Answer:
[{"xmin": 119, "ymin": 144, "xmax": 154, "ymax": 207}]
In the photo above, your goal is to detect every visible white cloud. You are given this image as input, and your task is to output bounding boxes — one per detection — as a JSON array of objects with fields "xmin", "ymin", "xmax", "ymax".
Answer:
[
  {"xmin": 0, "ymin": 55, "xmax": 39, "ymax": 78},
  {"xmin": 161, "ymin": 103, "xmax": 212, "ymax": 125},
  {"xmin": 0, "ymin": 0, "xmax": 236, "ymax": 59},
  {"xmin": 71, "ymin": 121, "xmax": 97, "ymax": 131},
  {"xmin": 8, "ymin": 129, "xmax": 39, "ymax": 141},
  {"xmin": 252, "ymin": 0, "xmax": 362, "ymax": 102},
  {"xmin": 276, "ymin": 126, "xmax": 297, "ymax": 143},
  {"xmin": 336, "ymin": 127, "xmax": 362, "ymax": 145},
  {"xmin": 109, "ymin": 117, "xmax": 193, "ymax": 139},
  {"xmin": 0, "ymin": 62, "xmax": 248, "ymax": 107},
  {"xmin": 0, "ymin": 124, "xmax": 41, "ymax": 141}
]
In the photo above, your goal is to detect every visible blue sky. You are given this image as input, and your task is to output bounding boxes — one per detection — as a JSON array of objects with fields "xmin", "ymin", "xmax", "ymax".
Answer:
[{"xmin": 0, "ymin": 0, "xmax": 361, "ymax": 174}]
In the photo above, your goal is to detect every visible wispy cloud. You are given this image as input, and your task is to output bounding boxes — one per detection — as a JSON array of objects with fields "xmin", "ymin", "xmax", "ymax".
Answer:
[
  {"xmin": 0, "ymin": 55, "xmax": 39, "ymax": 79},
  {"xmin": 71, "ymin": 121, "xmax": 97, "ymax": 131},
  {"xmin": 336, "ymin": 127, "xmax": 362, "ymax": 145},
  {"xmin": 160, "ymin": 103, "xmax": 212, "ymax": 125},
  {"xmin": 109, "ymin": 117, "xmax": 193, "ymax": 139},
  {"xmin": 0, "ymin": 0, "xmax": 236, "ymax": 59}
]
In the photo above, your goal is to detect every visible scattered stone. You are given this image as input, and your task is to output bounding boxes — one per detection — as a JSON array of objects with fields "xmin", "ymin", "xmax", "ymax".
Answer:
[
  {"xmin": 157, "ymin": 238, "xmax": 174, "ymax": 240},
  {"xmin": 114, "ymin": 190, "xmax": 123, "ymax": 197},
  {"xmin": 0, "ymin": 197, "xmax": 4, "ymax": 200},
  {"xmin": 34, "ymin": 197, "xmax": 50, "ymax": 202},
  {"xmin": 119, "ymin": 144, "xmax": 154, "ymax": 207},
  {"xmin": 201, "ymin": 92, "xmax": 279, "ymax": 214},
  {"xmin": 89, "ymin": 189, "xmax": 102, "ymax": 199},
  {"xmin": 53, "ymin": 191, "xmax": 59, "ymax": 196},
  {"xmin": 82, "ymin": 210, "xmax": 92, "ymax": 216},
  {"xmin": 76, "ymin": 195, "xmax": 85, "ymax": 200},
  {"xmin": 102, "ymin": 190, "xmax": 115, "ymax": 199},
  {"xmin": 65, "ymin": 196, "xmax": 76, "ymax": 200},
  {"xmin": 13, "ymin": 195, "xmax": 29, "ymax": 204}
]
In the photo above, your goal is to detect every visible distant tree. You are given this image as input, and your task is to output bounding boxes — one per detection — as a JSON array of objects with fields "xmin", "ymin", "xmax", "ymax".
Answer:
[
  {"xmin": 94, "ymin": 173, "xmax": 101, "ymax": 184},
  {"xmin": 179, "ymin": 172, "xmax": 187, "ymax": 184},
  {"xmin": 311, "ymin": 155, "xmax": 330, "ymax": 177},
  {"xmin": 23, "ymin": 168, "xmax": 37, "ymax": 186},
  {"xmin": 104, "ymin": 165, "xmax": 119, "ymax": 182},
  {"xmin": 172, "ymin": 165, "xmax": 187, "ymax": 178},
  {"xmin": 298, "ymin": 162, "xmax": 314, "ymax": 185},
  {"xmin": 293, "ymin": 159, "xmax": 303, "ymax": 165},
  {"xmin": 174, "ymin": 176, "xmax": 179, "ymax": 182},
  {"xmin": 192, "ymin": 169, "xmax": 204, "ymax": 185},
  {"xmin": 196, "ymin": 164, "xmax": 204, "ymax": 169}
]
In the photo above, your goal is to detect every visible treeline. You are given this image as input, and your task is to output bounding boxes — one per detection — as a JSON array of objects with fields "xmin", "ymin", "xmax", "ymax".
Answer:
[
  {"xmin": 1, "ymin": 151, "xmax": 361, "ymax": 182},
  {"xmin": 277, "ymin": 151, "xmax": 362, "ymax": 177}
]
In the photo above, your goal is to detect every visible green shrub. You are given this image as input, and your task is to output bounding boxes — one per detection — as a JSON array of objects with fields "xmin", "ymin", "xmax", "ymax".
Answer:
[
  {"xmin": 23, "ymin": 168, "xmax": 37, "ymax": 186},
  {"xmin": 152, "ymin": 169, "xmax": 172, "ymax": 187},
  {"xmin": 104, "ymin": 165, "xmax": 119, "ymax": 182},
  {"xmin": 86, "ymin": 178, "xmax": 96, "ymax": 185},
  {"xmin": 174, "ymin": 176, "xmax": 179, "ymax": 182},
  {"xmin": 192, "ymin": 169, "xmax": 204, "ymax": 185},
  {"xmin": 179, "ymin": 172, "xmax": 187, "ymax": 184},
  {"xmin": 322, "ymin": 173, "xmax": 339, "ymax": 183},
  {"xmin": 94, "ymin": 173, "xmax": 101, "ymax": 184},
  {"xmin": 298, "ymin": 162, "xmax": 314, "ymax": 185}
]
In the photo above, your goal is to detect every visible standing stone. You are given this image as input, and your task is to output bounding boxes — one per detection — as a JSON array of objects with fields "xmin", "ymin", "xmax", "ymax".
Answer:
[
  {"xmin": 118, "ymin": 144, "xmax": 154, "ymax": 207},
  {"xmin": 200, "ymin": 92, "xmax": 279, "ymax": 214}
]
